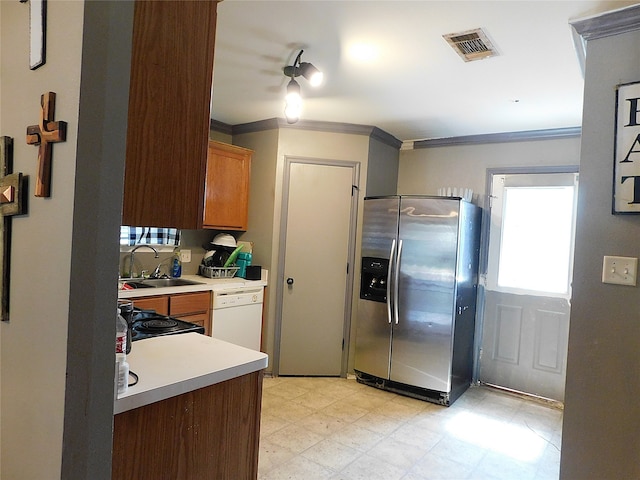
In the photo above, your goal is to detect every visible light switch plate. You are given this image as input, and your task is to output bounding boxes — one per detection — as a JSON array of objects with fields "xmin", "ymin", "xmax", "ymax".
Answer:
[{"xmin": 602, "ymin": 255, "xmax": 638, "ymax": 286}]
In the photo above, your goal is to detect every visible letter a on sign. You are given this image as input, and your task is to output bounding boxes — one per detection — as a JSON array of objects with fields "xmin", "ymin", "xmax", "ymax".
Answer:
[{"xmin": 614, "ymin": 81, "xmax": 640, "ymax": 213}]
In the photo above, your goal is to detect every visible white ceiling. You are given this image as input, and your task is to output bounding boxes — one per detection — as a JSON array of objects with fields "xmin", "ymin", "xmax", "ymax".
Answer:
[{"xmin": 210, "ymin": 0, "xmax": 638, "ymax": 142}]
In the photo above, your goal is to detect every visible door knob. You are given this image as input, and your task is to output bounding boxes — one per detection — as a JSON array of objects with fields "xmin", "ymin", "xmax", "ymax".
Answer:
[{"xmin": 286, "ymin": 277, "xmax": 294, "ymax": 285}]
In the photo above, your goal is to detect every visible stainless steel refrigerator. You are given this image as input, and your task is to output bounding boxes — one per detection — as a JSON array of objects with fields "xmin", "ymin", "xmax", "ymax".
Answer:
[{"xmin": 354, "ymin": 196, "xmax": 481, "ymax": 406}]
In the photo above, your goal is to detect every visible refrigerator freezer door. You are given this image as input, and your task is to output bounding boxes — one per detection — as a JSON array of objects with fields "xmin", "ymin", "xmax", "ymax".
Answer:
[
  {"xmin": 359, "ymin": 197, "xmax": 400, "ymax": 260},
  {"xmin": 390, "ymin": 197, "xmax": 461, "ymax": 392},
  {"xmin": 354, "ymin": 197, "xmax": 399, "ymax": 379}
]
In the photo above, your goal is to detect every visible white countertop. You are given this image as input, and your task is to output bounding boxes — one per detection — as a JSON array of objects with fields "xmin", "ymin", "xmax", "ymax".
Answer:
[
  {"xmin": 117, "ymin": 272, "xmax": 268, "ymax": 299},
  {"xmin": 114, "ymin": 333, "xmax": 269, "ymax": 414}
]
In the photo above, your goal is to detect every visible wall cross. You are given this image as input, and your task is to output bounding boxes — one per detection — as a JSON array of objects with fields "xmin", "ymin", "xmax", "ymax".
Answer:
[
  {"xmin": 0, "ymin": 137, "xmax": 26, "ymax": 322},
  {"xmin": 19, "ymin": 0, "xmax": 47, "ymax": 70},
  {"xmin": 26, "ymin": 92, "xmax": 67, "ymax": 197}
]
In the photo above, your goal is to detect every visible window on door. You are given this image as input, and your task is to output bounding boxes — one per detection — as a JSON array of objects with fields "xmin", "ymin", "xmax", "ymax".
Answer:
[{"xmin": 487, "ymin": 173, "xmax": 579, "ymax": 299}]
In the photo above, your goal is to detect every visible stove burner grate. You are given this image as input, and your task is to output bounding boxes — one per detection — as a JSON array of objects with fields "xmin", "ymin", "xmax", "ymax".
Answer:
[
  {"xmin": 130, "ymin": 310, "xmax": 205, "ymax": 341},
  {"xmin": 141, "ymin": 317, "xmax": 179, "ymax": 330}
]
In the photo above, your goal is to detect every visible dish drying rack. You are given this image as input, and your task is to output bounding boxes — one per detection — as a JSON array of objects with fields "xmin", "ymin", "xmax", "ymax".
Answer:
[{"xmin": 198, "ymin": 265, "xmax": 239, "ymax": 278}]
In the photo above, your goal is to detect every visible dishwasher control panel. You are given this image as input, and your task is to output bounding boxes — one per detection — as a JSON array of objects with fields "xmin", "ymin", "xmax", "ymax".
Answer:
[{"xmin": 213, "ymin": 288, "xmax": 264, "ymax": 309}]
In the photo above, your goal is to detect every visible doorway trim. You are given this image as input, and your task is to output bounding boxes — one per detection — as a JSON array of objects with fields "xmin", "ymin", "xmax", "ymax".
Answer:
[
  {"xmin": 272, "ymin": 156, "xmax": 360, "ymax": 377},
  {"xmin": 473, "ymin": 165, "xmax": 579, "ymax": 383}
]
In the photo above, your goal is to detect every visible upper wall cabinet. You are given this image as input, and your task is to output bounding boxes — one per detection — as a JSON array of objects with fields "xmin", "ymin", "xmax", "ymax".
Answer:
[
  {"xmin": 203, "ymin": 141, "xmax": 252, "ymax": 231},
  {"xmin": 122, "ymin": 0, "xmax": 219, "ymax": 229}
]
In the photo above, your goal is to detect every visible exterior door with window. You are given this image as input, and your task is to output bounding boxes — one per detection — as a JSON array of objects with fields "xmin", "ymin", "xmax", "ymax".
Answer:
[{"xmin": 479, "ymin": 172, "xmax": 578, "ymax": 402}]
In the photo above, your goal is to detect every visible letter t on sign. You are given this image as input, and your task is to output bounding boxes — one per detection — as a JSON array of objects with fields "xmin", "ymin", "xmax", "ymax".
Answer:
[{"xmin": 26, "ymin": 92, "xmax": 66, "ymax": 197}]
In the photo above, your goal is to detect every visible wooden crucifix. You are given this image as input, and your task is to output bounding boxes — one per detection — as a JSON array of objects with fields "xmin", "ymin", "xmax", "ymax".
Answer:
[
  {"xmin": 0, "ymin": 137, "xmax": 27, "ymax": 322},
  {"xmin": 26, "ymin": 91, "xmax": 66, "ymax": 197}
]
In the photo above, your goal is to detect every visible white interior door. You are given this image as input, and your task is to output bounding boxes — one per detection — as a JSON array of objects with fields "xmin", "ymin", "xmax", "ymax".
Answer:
[
  {"xmin": 479, "ymin": 172, "xmax": 578, "ymax": 402},
  {"xmin": 278, "ymin": 160, "xmax": 357, "ymax": 376}
]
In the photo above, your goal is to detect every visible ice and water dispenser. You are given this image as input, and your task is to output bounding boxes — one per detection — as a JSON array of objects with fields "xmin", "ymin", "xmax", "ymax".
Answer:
[{"xmin": 359, "ymin": 257, "xmax": 389, "ymax": 303}]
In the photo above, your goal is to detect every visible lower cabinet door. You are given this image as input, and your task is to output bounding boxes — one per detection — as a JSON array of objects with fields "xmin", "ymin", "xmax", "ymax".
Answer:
[{"xmin": 112, "ymin": 370, "xmax": 263, "ymax": 480}]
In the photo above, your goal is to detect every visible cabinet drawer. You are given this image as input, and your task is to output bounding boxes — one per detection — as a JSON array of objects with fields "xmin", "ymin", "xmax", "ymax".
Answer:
[
  {"xmin": 169, "ymin": 292, "xmax": 211, "ymax": 316},
  {"xmin": 174, "ymin": 312, "xmax": 211, "ymax": 336},
  {"xmin": 129, "ymin": 296, "xmax": 169, "ymax": 315}
]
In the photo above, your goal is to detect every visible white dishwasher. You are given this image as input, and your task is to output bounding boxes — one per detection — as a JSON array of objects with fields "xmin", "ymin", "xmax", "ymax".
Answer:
[{"xmin": 212, "ymin": 286, "xmax": 264, "ymax": 351}]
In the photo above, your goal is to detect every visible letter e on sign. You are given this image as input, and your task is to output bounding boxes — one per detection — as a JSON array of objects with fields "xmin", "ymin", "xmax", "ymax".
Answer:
[{"xmin": 614, "ymin": 81, "xmax": 640, "ymax": 213}]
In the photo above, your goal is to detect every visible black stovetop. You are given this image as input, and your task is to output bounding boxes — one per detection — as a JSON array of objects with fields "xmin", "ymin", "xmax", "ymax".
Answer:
[{"xmin": 130, "ymin": 309, "xmax": 205, "ymax": 342}]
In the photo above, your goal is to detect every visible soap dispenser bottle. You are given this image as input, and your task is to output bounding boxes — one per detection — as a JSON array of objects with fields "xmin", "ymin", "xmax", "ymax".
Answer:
[{"xmin": 171, "ymin": 248, "xmax": 182, "ymax": 278}]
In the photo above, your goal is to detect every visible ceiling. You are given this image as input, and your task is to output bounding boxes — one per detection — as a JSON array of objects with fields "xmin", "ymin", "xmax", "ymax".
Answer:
[{"xmin": 210, "ymin": 0, "xmax": 638, "ymax": 143}]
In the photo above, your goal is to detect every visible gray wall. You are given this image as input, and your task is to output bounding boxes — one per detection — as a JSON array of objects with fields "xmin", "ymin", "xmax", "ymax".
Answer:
[
  {"xmin": 561, "ymin": 20, "xmax": 640, "ymax": 480},
  {"xmin": 1, "ymin": 1, "xmax": 131, "ymax": 477},
  {"xmin": 398, "ymin": 137, "xmax": 581, "ymax": 205},
  {"xmin": 366, "ymin": 136, "xmax": 399, "ymax": 196},
  {"xmin": 228, "ymin": 128, "xmax": 280, "ymax": 369}
]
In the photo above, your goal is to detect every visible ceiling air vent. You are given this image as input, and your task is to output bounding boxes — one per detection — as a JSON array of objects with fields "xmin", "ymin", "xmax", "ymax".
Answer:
[{"xmin": 443, "ymin": 28, "xmax": 498, "ymax": 62}]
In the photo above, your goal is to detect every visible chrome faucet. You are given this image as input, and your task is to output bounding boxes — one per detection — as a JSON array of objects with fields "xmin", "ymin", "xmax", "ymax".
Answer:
[
  {"xmin": 150, "ymin": 258, "xmax": 171, "ymax": 279},
  {"xmin": 127, "ymin": 245, "xmax": 159, "ymax": 278}
]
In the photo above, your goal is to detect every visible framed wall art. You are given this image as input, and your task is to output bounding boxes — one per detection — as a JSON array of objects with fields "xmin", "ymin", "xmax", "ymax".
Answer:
[{"xmin": 613, "ymin": 81, "xmax": 640, "ymax": 214}]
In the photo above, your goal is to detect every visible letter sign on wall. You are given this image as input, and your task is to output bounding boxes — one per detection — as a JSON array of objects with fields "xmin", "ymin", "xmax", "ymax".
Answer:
[{"xmin": 614, "ymin": 81, "xmax": 640, "ymax": 213}]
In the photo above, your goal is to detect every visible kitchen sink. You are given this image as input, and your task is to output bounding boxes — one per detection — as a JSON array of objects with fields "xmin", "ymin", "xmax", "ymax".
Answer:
[
  {"xmin": 122, "ymin": 282, "xmax": 155, "ymax": 289},
  {"xmin": 124, "ymin": 278, "xmax": 204, "ymax": 288}
]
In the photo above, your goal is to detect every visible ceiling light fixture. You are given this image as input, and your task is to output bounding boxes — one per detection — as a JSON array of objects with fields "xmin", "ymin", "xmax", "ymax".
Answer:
[{"xmin": 283, "ymin": 50, "xmax": 323, "ymax": 123}]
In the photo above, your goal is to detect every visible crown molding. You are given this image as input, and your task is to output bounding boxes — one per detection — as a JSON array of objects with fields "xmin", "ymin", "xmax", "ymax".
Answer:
[
  {"xmin": 209, "ymin": 118, "xmax": 578, "ymax": 150},
  {"xmin": 413, "ymin": 127, "xmax": 581, "ymax": 149},
  {"xmin": 209, "ymin": 118, "xmax": 233, "ymax": 135},
  {"xmin": 210, "ymin": 117, "xmax": 403, "ymax": 149},
  {"xmin": 570, "ymin": 3, "xmax": 640, "ymax": 41}
]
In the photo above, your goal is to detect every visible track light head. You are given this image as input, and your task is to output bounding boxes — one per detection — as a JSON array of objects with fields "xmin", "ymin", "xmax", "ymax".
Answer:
[
  {"xmin": 299, "ymin": 62, "xmax": 323, "ymax": 87},
  {"xmin": 284, "ymin": 78, "xmax": 302, "ymax": 124},
  {"xmin": 283, "ymin": 61, "xmax": 323, "ymax": 87},
  {"xmin": 282, "ymin": 50, "xmax": 323, "ymax": 124}
]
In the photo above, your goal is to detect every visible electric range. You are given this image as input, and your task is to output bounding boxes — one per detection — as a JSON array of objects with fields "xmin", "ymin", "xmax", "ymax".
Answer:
[{"xmin": 130, "ymin": 308, "xmax": 205, "ymax": 342}]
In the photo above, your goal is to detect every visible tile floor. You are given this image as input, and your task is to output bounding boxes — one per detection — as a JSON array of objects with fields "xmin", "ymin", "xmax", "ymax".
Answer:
[{"xmin": 259, "ymin": 376, "xmax": 562, "ymax": 480}]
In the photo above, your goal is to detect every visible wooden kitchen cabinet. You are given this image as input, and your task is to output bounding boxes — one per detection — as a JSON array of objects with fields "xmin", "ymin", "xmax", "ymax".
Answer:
[
  {"xmin": 128, "ymin": 295, "xmax": 168, "ymax": 316},
  {"xmin": 113, "ymin": 370, "xmax": 263, "ymax": 480},
  {"xmin": 203, "ymin": 141, "xmax": 253, "ymax": 231},
  {"xmin": 129, "ymin": 291, "xmax": 212, "ymax": 335},
  {"xmin": 169, "ymin": 291, "xmax": 211, "ymax": 335},
  {"xmin": 121, "ymin": 0, "xmax": 220, "ymax": 229}
]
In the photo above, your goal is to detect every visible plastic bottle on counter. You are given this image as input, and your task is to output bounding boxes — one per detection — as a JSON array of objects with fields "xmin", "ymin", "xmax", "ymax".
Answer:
[
  {"xmin": 116, "ymin": 307, "xmax": 127, "ymax": 355},
  {"xmin": 172, "ymin": 248, "xmax": 182, "ymax": 278},
  {"xmin": 116, "ymin": 308, "xmax": 129, "ymax": 395},
  {"xmin": 116, "ymin": 353, "xmax": 129, "ymax": 395},
  {"xmin": 236, "ymin": 252, "xmax": 252, "ymax": 278}
]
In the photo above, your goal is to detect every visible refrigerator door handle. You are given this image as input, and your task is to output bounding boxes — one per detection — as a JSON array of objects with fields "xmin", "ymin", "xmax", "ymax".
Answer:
[
  {"xmin": 393, "ymin": 239, "xmax": 403, "ymax": 324},
  {"xmin": 386, "ymin": 239, "xmax": 396, "ymax": 324}
]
